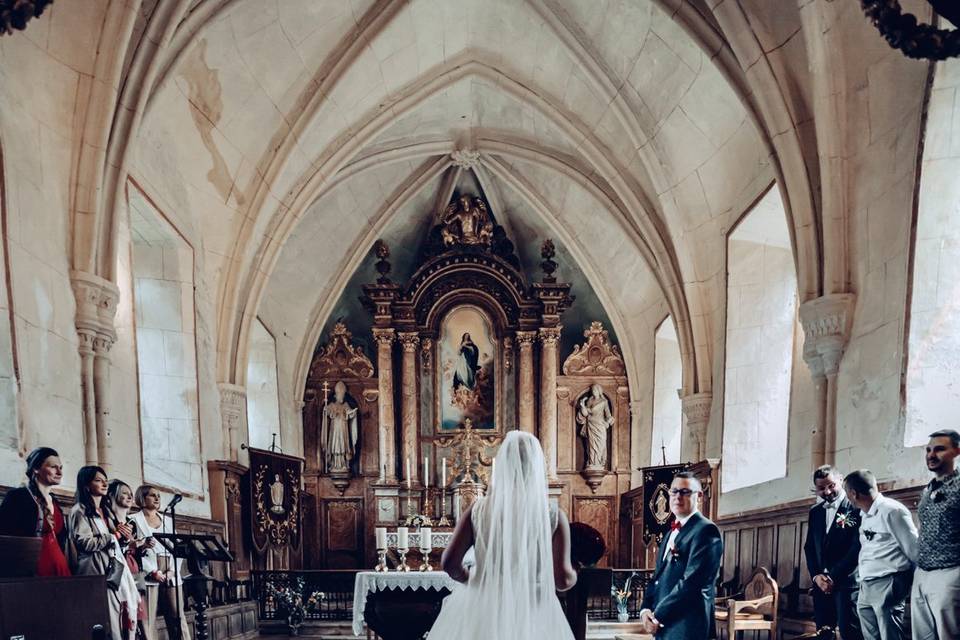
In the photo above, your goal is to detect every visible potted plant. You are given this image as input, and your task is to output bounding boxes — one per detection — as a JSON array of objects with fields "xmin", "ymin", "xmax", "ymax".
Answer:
[
  {"xmin": 266, "ymin": 577, "xmax": 326, "ymax": 636},
  {"xmin": 611, "ymin": 571, "xmax": 638, "ymax": 623}
]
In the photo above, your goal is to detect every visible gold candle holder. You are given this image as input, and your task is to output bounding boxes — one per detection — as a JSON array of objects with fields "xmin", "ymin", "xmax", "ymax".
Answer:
[
  {"xmin": 374, "ymin": 549, "xmax": 388, "ymax": 572},
  {"xmin": 418, "ymin": 547, "xmax": 432, "ymax": 571},
  {"xmin": 437, "ymin": 487, "xmax": 451, "ymax": 527},
  {"xmin": 397, "ymin": 547, "xmax": 411, "ymax": 572}
]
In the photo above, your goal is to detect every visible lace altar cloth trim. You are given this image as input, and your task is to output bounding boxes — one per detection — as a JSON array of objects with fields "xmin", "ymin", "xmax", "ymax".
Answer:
[
  {"xmin": 352, "ymin": 571, "xmax": 459, "ymax": 635},
  {"xmin": 384, "ymin": 531, "xmax": 453, "ymax": 549}
]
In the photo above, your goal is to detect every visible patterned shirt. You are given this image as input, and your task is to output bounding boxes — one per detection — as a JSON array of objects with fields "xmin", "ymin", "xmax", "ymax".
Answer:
[{"xmin": 917, "ymin": 470, "xmax": 960, "ymax": 571}]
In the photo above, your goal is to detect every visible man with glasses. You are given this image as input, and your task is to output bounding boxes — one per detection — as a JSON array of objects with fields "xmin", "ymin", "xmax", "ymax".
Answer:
[
  {"xmin": 842, "ymin": 469, "xmax": 917, "ymax": 640},
  {"xmin": 804, "ymin": 465, "xmax": 863, "ymax": 640},
  {"xmin": 639, "ymin": 471, "xmax": 722, "ymax": 639}
]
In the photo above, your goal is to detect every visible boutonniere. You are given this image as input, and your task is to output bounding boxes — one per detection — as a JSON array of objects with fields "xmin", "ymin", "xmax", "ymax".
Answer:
[
  {"xmin": 835, "ymin": 512, "xmax": 857, "ymax": 529},
  {"xmin": 669, "ymin": 544, "xmax": 681, "ymax": 561}
]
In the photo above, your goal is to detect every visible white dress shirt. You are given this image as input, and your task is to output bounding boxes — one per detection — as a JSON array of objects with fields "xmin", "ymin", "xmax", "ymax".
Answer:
[
  {"xmin": 823, "ymin": 498, "xmax": 840, "ymax": 533},
  {"xmin": 857, "ymin": 494, "xmax": 918, "ymax": 580},
  {"xmin": 662, "ymin": 512, "xmax": 694, "ymax": 560}
]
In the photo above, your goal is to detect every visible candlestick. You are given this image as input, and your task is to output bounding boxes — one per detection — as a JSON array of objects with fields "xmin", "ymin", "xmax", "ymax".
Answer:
[
  {"xmin": 397, "ymin": 527, "xmax": 410, "ymax": 572},
  {"xmin": 438, "ymin": 486, "xmax": 450, "ymax": 527},
  {"xmin": 418, "ymin": 527, "xmax": 432, "ymax": 571}
]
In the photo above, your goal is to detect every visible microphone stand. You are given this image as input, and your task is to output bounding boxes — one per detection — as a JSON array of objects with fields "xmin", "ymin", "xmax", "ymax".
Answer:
[{"xmin": 163, "ymin": 501, "xmax": 184, "ymax": 640}]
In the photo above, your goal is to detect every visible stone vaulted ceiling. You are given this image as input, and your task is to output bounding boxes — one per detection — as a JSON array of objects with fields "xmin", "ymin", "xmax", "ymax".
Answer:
[{"xmin": 128, "ymin": 0, "xmax": 785, "ymax": 404}]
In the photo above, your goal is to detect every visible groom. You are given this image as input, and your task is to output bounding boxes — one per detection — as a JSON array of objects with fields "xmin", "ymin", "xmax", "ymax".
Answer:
[{"xmin": 639, "ymin": 471, "xmax": 723, "ymax": 639}]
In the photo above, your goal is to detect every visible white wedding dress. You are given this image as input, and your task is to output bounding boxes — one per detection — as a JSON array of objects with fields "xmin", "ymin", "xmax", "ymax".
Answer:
[{"xmin": 427, "ymin": 432, "xmax": 575, "ymax": 640}]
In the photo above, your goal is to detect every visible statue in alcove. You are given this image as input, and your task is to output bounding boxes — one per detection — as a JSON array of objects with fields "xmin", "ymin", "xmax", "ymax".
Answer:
[
  {"xmin": 577, "ymin": 384, "xmax": 614, "ymax": 469},
  {"xmin": 440, "ymin": 195, "xmax": 494, "ymax": 247},
  {"xmin": 320, "ymin": 381, "xmax": 359, "ymax": 475}
]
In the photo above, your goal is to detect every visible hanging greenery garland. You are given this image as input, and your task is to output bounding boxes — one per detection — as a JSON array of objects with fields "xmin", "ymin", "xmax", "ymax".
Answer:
[
  {"xmin": 0, "ymin": 0, "xmax": 53, "ymax": 36},
  {"xmin": 861, "ymin": 1, "xmax": 960, "ymax": 61}
]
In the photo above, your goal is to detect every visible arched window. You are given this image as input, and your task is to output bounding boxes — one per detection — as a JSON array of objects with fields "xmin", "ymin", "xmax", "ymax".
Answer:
[
  {"xmin": 246, "ymin": 317, "xmax": 281, "ymax": 450},
  {"xmin": 722, "ymin": 186, "xmax": 797, "ymax": 491},
  {"xmin": 129, "ymin": 186, "xmax": 203, "ymax": 495},
  {"xmin": 905, "ymin": 55, "xmax": 960, "ymax": 447},
  {"xmin": 651, "ymin": 317, "xmax": 682, "ymax": 465}
]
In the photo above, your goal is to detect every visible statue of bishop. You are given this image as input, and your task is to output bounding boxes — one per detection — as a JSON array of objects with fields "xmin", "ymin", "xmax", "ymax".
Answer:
[{"xmin": 320, "ymin": 381, "xmax": 359, "ymax": 474}]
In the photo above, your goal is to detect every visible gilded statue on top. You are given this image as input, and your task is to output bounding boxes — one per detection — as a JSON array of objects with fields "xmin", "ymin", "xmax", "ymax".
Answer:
[{"xmin": 440, "ymin": 195, "xmax": 494, "ymax": 247}]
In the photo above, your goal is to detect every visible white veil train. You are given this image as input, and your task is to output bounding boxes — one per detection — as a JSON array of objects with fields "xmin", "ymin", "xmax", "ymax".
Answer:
[{"xmin": 427, "ymin": 431, "xmax": 574, "ymax": 639}]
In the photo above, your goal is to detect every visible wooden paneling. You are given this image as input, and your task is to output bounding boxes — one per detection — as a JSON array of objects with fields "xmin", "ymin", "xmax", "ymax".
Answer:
[
  {"xmin": 573, "ymin": 496, "xmax": 615, "ymax": 567},
  {"xmin": 321, "ymin": 498, "xmax": 364, "ymax": 569}
]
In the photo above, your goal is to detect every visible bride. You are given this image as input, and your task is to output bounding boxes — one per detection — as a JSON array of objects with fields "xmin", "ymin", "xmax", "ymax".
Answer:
[{"xmin": 429, "ymin": 431, "xmax": 578, "ymax": 639}]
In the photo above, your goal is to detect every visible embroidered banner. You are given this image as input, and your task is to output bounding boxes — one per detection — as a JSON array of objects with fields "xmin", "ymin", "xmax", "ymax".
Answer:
[
  {"xmin": 641, "ymin": 464, "xmax": 688, "ymax": 545},
  {"xmin": 248, "ymin": 447, "xmax": 303, "ymax": 553}
]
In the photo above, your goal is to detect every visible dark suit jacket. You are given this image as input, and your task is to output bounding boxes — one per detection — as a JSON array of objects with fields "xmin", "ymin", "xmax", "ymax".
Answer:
[
  {"xmin": 803, "ymin": 497, "xmax": 861, "ymax": 587},
  {"xmin": 640, "ymin": 511, "xmax": 724, "ymax": 640}
]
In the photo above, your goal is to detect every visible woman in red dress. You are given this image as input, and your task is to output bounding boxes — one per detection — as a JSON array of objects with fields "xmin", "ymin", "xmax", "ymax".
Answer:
[{"xmin": 0, "ymin": 446, "xmax": 71, "ymax": 576}]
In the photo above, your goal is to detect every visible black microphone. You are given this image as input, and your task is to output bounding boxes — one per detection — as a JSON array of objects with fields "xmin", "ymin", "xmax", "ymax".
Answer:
[{"xmin": 162, "ymin": 494, "xmax": 183, "ymax": 513}]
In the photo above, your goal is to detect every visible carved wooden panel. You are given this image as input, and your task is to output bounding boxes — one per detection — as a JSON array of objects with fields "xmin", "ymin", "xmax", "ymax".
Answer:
[
  {"xmin": 321, "ymin": 499, "xmax": 364, "ymax": 569},
  {"xmin": 573, "ymin": 496, "xmax": 615, "ymax": 567},
  {"xmin": 756, "ymin": 525, "xmax": 774, "ymax": 576}
]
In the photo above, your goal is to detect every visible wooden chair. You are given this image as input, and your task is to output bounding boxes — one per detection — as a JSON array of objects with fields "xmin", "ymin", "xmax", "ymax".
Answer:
[{"xmin": 714, "ymin": 567, "xmax": 779, "ymax": 639}]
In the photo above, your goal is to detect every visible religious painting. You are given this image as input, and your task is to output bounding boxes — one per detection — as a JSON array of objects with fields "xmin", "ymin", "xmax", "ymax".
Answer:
[{"xmin": 438, "ymin": 305, "xmax": 496, "ymax": 430}]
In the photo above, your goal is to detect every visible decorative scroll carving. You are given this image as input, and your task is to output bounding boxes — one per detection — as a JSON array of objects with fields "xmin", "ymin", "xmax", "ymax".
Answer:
[
  {"xmin": 799, "ymin": 293, "xmax": 856, "ymax": 377},
  {"xmin": 310, "ymin": 322, "xmax": 375, "ymax": 380},
  {"xmin": 421, "ymin": 337, "xmax": 434, "ymax": 372},
  {"xmin": 219, "ymin": 383, "xmax": 247, "ymax": 462},
  {"xmin": 562, "ymin": 321, "xmax": 625, "ymax": 376},
  {"xmin": 450, "ymin": 149, "xmax": 481, "ymax": 169}
]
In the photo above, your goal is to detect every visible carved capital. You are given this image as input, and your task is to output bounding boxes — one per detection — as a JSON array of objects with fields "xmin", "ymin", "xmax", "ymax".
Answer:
[
  {"xmin": 538, "ymin": 326, "xmax": 562, "ymax": 348},
  {"xmin": 77, "ymin": 328, "xmax": 97, "ymax": 357},
  {"xmin": 372, "ymin": 327, "xmax": 396, "ymax": 346},
  {"xmin": 397, "ymin": 332, "xmax": 420, "ymax": 352},
  {"xmin": 515, "ymin": 330, "xmax": 537, "ymax": 348},
  {"xmin": 218, "ymin": 383, "xmax": 247, "ymax": 460},
  {"xmin": 799, "ymin": 294, "xmax": 856, "ymax": 377},
  {"xmin": 679, "ymin": 392, "xmax": 712, "ymax": 426},
  {"xmin": 71, "ymin": 270, "xmax": 120, "ymax": 343}
]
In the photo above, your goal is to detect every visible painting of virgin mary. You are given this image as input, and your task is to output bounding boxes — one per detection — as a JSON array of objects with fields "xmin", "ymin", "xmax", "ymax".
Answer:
[{"xmin": 439, "ymin": 306, "xmax": 495, "ymax": 430}]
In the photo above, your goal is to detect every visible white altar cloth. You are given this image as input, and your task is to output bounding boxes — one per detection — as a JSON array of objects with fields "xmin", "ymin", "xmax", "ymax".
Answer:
[{"xmin": 352, "ymin": 570, "xmax": 459, "ymax": 636}]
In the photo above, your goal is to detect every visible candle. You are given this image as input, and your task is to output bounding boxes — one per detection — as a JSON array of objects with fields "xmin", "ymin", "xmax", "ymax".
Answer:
[
  {"xmin": 424, "ymin": 456, "xmax": 430, "ymax": 488},
  {"xmin": 420, "ymin": 527, "xmax": 432, "ymax": 550},
  {"xmin": 406, "ymin": 457, "xmax": 411, "ymax": 488},
  {"xmin": 397, "ymin": 526, "xmax": 409, "ymax": 549},
  {"xmin": 442, "ymin": 457, "xmax": 447, "ymax": 487},
  {"xmin": 375, "ymin": 527, "xmax": 387, "ymax": 549}
]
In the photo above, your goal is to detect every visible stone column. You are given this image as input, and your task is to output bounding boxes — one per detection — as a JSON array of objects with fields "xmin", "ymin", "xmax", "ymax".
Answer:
[
  {"xmin": 71, "ymin": 271, "xmax": 119, "ymax": 469},
  {"xmin": 373, "ymin": 328, "xmax": 397, "ymax": 482},
  {"xmin": 398, "ymin": 332, "xmax": 420, "ymax": 484},
  {"xmin": 679, "ymin": 392, "xmax": 713, "ymax": 462},
  {"xmin": 77, "ymin": 330, "xmax": 98, "ymax": 464},
  {"xmin": 799, "ymin": 294, "xmax": 855, "ymax": 468},
  {"xmin": 218, "ymin": 383, "xmax": 247, "ymax": 463},
  {"xmin": 539, "ymin": 327, "xmax": 562, "ymax": 479},
  {"xmin": 516, "ymin": 331, "xmax": 537, "ymax": 433}
]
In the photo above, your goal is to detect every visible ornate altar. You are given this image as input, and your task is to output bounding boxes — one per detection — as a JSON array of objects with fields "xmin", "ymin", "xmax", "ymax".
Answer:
[{"xmin": 299, "ymin": 190, "xmax": 636, "ymax": 569}]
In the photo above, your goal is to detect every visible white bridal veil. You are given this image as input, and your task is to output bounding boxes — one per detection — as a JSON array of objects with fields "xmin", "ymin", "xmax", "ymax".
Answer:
[{"xmin": 427, "ymin": 431, "xmax": 574, "ymax": 639}]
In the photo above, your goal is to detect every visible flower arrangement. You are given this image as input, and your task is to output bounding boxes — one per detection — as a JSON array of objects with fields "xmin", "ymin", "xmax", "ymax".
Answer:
[
  {"xmin": 265, "ymin": 577, "xmax": 326, "ymax": 635},
  {"xmin": 405, "ymin": 513, "xmax": 430, "ymax": 527},
  {"xmin": 611, "ymin": 571, "xmax": 638, "ymax": 620}
]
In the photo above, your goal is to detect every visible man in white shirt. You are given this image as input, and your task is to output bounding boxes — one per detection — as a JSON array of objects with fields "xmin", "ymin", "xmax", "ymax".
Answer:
[{"xmin": 843, "ymin": 469, "xmax": 918, "ymax": 640}]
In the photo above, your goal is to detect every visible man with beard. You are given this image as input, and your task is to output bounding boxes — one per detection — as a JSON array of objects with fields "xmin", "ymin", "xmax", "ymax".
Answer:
[
  {"xmin": 804, "ymin": 465, "xmax": 863, "ymax": 640},
  {"xmin": 911, "ymin": 429, "xmax": 960, "ymax": 640}
]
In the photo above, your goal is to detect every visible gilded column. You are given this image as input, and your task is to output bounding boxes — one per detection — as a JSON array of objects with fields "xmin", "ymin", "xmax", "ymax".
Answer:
[
  {"xmin": 398, "ymin": 332, "xmax": 420, "ymax": 484},
  {"xmin": 373, "ymin": 328, "xmax": 397, "ymax": 482},
  {"xmin": 516, "ymin": 331, "xmax": 537, "ymax": 433},
  {"xmin": 539, "ymin": 326, "xmax": 561, "ymax": 479}
]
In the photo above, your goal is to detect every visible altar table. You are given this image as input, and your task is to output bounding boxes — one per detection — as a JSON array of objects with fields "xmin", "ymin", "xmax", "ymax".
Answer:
[{"xmin": 352, "ymin": 571, "xmax": 459, "ymax": 639}]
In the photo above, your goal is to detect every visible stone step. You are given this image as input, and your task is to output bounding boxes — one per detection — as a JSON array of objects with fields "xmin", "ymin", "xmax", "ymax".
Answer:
[{"xmin": 585, "ymin": 620, "xmax": 650, "ymax": 640}]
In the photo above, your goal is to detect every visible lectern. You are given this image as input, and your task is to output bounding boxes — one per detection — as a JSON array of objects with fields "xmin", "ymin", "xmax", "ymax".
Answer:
[{"xmin": 154, "ymin": 532, "xmax": 233, "ymax": 640}]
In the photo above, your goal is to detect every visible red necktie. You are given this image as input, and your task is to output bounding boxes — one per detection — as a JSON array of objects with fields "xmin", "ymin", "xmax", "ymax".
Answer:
[{"xmin": 670, "ymin": 520, "xmax": 682, "ymax": 532}]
